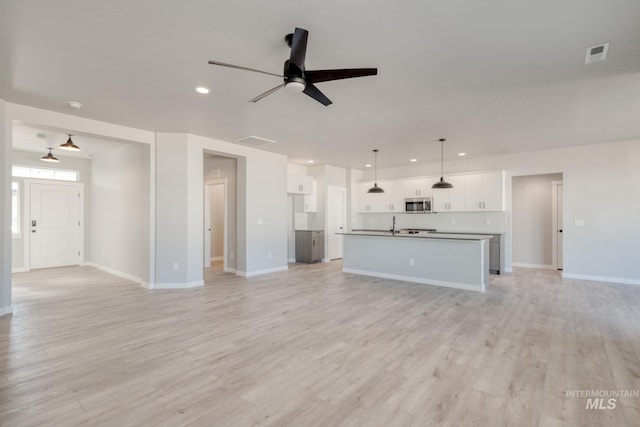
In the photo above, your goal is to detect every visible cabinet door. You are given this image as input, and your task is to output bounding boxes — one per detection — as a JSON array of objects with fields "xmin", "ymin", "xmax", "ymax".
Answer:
[
  {"xmin": 447, "ymin": 175, "xmax": 466, "ymax": 211},
  {"xmin": 287, "ymin": 174, "xmax": 312, "ymax": 194},
  {"xmin": 464, "ymin": 173, "xmax": 483, "ymax": 211},
  {"xmin": 303, "ymin": 179, "xmax": 317, "ymax": 212},
  {"xmin": 432, "ymin": 175, "xmax": 465, "ymax": 212},
  {"xmin": 481, "ymin": 171, "xmax": 504, "ymax": 211},
  {"xmin": 382, "ymin": 180, "xmax": 403, "ymax": 212}
]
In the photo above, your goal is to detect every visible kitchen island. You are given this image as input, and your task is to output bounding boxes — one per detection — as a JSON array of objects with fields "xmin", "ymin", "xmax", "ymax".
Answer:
[{"xmin": 339, "ymin": 231, "xmax": 491, "ymax": 292}]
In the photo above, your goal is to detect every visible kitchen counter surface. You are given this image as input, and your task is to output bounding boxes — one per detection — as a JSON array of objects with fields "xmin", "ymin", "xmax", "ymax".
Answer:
[{"xmin": 340, "ymin": 231, "xmax": 492, "ymax": 241}]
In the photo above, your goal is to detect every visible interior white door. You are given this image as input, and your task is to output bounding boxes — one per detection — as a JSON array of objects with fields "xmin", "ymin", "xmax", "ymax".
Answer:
[
  {"xmin": 327, "ymin": 186, "xmax": 346, "ymax": 260},
  {"xmin": 30, "ymin": 182, "xmax": 83, "ymax": 269},
  {"xmin": 204, "ymin": 185, "xmax": 211, "ymax": 267},
  {"xmin": 557, "ymin": 184, "xmax": 563, "ymax": 269}
]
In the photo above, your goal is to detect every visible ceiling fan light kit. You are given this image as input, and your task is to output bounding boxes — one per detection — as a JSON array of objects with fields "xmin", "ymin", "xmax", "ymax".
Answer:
[
  {"xmin": 208, "ymin": 27, "xmax": 377, "ymax": 106},
  {"xmin": 432, "ymin": 138, "xmax": 453, "ymax": 189}
]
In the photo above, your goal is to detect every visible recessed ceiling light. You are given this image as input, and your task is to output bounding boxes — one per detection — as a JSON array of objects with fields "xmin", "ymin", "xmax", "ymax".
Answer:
[
  {"xmin": 307, "ymin": 160, "xmax": 315, "ymax": 164},
  {"xmin": 365, "ymin": 164, "xmax": 372, "ymax": 168},
  {"xmin": 68, "ymin": 100, "xmax": 82, "ymax": 109},
  {"xmin": 458, "ymin": 152, "xmax": 466, "ymax": 156},
  {"xmin": 195, "ymin": 86, "xmax": 210, "ymax": 94},
  {"xmin": 410, "ymin": 158, "xmax": 417, "ymax": 162}
]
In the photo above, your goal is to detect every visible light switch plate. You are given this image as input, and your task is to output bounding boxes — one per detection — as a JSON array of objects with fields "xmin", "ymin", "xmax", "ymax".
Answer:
[{"xmin": 574, "ymin": 219, "xmax": 584, "ymax": 227}]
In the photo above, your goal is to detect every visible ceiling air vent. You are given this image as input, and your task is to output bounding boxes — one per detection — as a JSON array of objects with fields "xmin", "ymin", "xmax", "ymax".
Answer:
[
  {"xmin": 585, "ymin": 42, "xmax": 609, "ymax": 64},
  {"xmin": 233, "ymin": 135, "xmax": 277, "ymax": 147}
]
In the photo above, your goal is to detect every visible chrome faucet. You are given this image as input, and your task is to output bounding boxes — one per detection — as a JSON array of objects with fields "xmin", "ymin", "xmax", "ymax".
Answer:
[{"xmin": 391, "ymin": 215, "xmax": 396, "ymax": 235}]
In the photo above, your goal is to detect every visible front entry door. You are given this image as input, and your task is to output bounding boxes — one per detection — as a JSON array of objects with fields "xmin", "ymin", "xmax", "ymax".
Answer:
[{"xmin": 30, "ymin": 182, "xmax": 84, "ymax": 269}]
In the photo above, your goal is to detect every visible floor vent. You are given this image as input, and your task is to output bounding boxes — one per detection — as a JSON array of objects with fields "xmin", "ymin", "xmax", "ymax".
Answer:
[
  {"xmin": 585, "ymin": 42, "xmax": 609, "ymax": 64},
  {"xmin": 234, "ymin": 135, "xmax": 277, "ymax": 147}
]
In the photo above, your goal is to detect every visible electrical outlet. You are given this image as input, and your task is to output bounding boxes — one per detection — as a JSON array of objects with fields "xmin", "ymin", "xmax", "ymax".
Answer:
[
  {"xmin": 268, "ymin": 252, "xmax": 272, "ymax": 259},
  {"xmin": 485, "ymin": 218, "xmax": 491, "ymax": 225},
  {"xmin": 450, "ymin": 218, "xmax": 456, "ymax": 225},
  {"xmin": 257, "ymin": 218, "xmax": 263, "ymax": 225},
  {"xmin": 409, "ymin": 258, "xmax": 415, "ymax": 266},
  {"xmin": 230, "ymin": 252, "xmax": 234, "ymax": 259},
  {"xmin": 172, "ymin": 262, "xmax": 179, "ymax": 271}
]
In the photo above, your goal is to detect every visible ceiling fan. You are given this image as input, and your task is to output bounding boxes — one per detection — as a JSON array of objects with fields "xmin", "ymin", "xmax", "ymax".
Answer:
[{"xmin": 208, "ymin": 28, "xmax": 377, "ymax": 106}]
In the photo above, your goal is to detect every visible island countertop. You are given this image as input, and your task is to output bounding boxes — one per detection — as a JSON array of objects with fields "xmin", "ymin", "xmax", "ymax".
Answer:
[{"xmin": 339, "ymin": 231, "xmax": 492, "ymax": 241}]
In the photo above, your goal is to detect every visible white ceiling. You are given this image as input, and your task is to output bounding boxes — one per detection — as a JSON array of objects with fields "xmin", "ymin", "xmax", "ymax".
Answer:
[{"xmin": 2, "ymin": 1, "xmax": 640, "ymax": 169}]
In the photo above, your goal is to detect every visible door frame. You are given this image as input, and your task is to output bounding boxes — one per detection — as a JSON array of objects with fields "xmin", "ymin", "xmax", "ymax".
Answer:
[
  {"xmin": 551, "ymin": 180, "xmax": 563, "ymax": 270},
  {"xmin": 203, "ymin": 179, "xmax": 228, "ymax": 271},
  {"xmin": 326, "ymin": 186, "xmax": 347, "ymax": 261},
  {"xmin": 23, "ymin": 179, "xmax": 85, "ymax": 271}
]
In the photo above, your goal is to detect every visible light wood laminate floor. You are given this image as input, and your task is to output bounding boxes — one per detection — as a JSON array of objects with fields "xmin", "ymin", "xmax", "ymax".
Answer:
[{"xmin": 2, "ymin": 263, "xmax": 640, "ymax": 426}]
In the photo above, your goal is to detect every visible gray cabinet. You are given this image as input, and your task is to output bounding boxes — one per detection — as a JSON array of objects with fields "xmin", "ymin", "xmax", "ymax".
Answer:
[
  {"xmin": 295, "ymin": 230, "xmax": 324, "ymax": 263},
  {"xmin": 488, "ymin": 234, "xmax": 505, "ymax": 274}
]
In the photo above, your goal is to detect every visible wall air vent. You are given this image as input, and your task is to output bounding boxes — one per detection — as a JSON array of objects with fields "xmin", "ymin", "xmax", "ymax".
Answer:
[
  {"xmin": 233, "ymin": 135, "xmax": 277, "ymax": 147},
  {"xmin": 585, "ymin": 42, "xmax": 609, "ymax": 64}
]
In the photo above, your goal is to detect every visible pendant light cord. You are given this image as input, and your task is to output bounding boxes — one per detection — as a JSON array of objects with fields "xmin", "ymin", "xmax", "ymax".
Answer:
[{"xmin": 440, "ymin": 138, "xmax": 445, "ymax": 177}]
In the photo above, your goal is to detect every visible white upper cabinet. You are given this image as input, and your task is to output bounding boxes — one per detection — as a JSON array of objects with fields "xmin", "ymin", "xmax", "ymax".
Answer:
[
  {"xmin": 464, "ymin": 171, "xmax": 505, "ymax": 211},
  {"xmin": 357, "ymin": 180, "xmax": 403, "ymax": 213},
  {"xmin": 432, "ymin": 175, "xmax": 465, "ymax": 212},
  {"xmin": 287, "ymin": 174, "xmax": 313, "ymax": 195},
  {"xmin": 357, "ymin": 170, "xmax": 504, "ymax": 213},
  {"xmin": 303, "ymin": 179, "xmax": 317, "ymax": 212}
]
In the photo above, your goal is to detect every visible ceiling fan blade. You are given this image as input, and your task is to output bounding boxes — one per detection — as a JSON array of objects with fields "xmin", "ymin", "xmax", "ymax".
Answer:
[
  {"xmin": 289, "ymin": 28, "xmax": 308, "ymax": 72},
  {"xmin": 208, "ymin": 60, "xmax": 282, "ymax": 78},
  {"xmin": 249, "ymin": 84, "xmax": 285, "ymax": 103},
  {"xmin": 305, "ymin": 68, "xmax": 378, "ymax": 84},
  {"xmin": 303, "ymin": 83, "xmax": 332, "ymax": 106}
]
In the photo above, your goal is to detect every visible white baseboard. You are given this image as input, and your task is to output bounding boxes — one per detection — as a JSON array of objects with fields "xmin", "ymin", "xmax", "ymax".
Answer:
[
  {"xmin": 210, "ymin": 256, "xmax": 223, "ymax": 262},
  {"xmin": 562, "ymin": 273, "xmax": 640, "ymax": 286},
  {"xmin": 223, "ymin": 267, "xmax": 236, "ymax": 274},
  {"xmin": 342, "ymin": 268, "xmax": 485, "ymax": 292},
  {"xmin": 511, "ymin": 263, "xmax": 555, "ymax": 270},
  {"xmin": 0, "ymin": 305, "xmax": 13, "ymax": 316},
  {"xmin": 11, "ymin": 267, "xmax": 29, "ymax": 273},
  {"xmin": 287, "ymin": 258, "xmax": 296, "ymax": 263},
  {"xmin": 236, "ymin": 265, "xmax": 288, "ymax": 278},
  {"xmin": 86, "ymin": 263, "xmax": 146, "ymax": 286},
  {"xmin": 151, "ymin": 280, "xmax": 204, "ymax": 289}
]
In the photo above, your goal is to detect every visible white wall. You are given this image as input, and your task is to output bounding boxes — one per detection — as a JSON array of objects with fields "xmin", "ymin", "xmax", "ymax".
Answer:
[
  {"xmin": 209, "ymin": 184, "xmax": 225, "ymax": 260},
  {"xmin": 90, "ymin": 142, "xmax": 150, "ymax": 283},
  {"xmin": 155, "ymin": 133, "xmax": 288, "ymax": 282},
  {"xmin": 0, "ymin": 99, "xmax": 11, "ymax": 314},
  {"xmin": 11, "ymin": 150, "xmax": 93, "ymax": 271},
  {"xmin": 364, "ymin": 139, "xmax": 640, "ymax": 284},
  {"xmin": 512, "ymin": 173, "xmax": 562, "ymax": 267}
]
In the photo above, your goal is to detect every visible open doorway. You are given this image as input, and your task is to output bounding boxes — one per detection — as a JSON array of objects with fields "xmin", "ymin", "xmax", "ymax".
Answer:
[
  {"xmin": 204, "ymin": 182, "xmax": 226, "ymax": 271},
  {"xmin": 203, "ymin": 153, "xmax": 237, "ymax": 276},
  {"xmin": 511, "ymin": 173, "xmax": 563, "ymax": 270}
]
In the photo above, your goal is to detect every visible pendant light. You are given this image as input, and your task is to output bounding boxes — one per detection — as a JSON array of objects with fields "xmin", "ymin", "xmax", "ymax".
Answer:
[
  {"xmin": 59, "ymin": 134, "xmax": 80, "ymax": 151},
  {"xmin": 367, "ymin": 149, "xmax": 384, "ymax": 193},
  {"xmin": 41, "ymin": 147, "xmax": 60, "ymax": 163},
  {"xmin": 432, "ymin": 138, "xmax": 453, "ymax": 189}
]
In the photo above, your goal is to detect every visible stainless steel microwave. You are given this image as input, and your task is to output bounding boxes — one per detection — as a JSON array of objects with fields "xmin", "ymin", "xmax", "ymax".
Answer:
[{"xmin": 405, "ymin": 197, "xmax": 432, "ymax": 213}]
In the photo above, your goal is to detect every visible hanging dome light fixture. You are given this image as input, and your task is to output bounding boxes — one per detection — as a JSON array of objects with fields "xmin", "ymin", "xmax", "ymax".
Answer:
[
  {"xmin": 59, "ymin": 134, "xmax": 80, "ymax": 151},
  {"xmin": 41, "ymin": 147, "xmax": 60, "ymax": 163},
  {"xmin": 432, "ymin": 138, "xmax": 453, "ymax": 189},
  {"xmin": 367, "ymin": 149, "xmax": 384, "ymax": 193}
]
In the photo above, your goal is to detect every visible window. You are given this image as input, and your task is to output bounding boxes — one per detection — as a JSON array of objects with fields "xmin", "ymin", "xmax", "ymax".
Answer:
[
  {"xmin": 12, "ymin": 165, "xmax": 79, "ymax": 182},
  {"xmin": 11, "ymin": 182, "xmax": 19, "ymax": 237}
]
